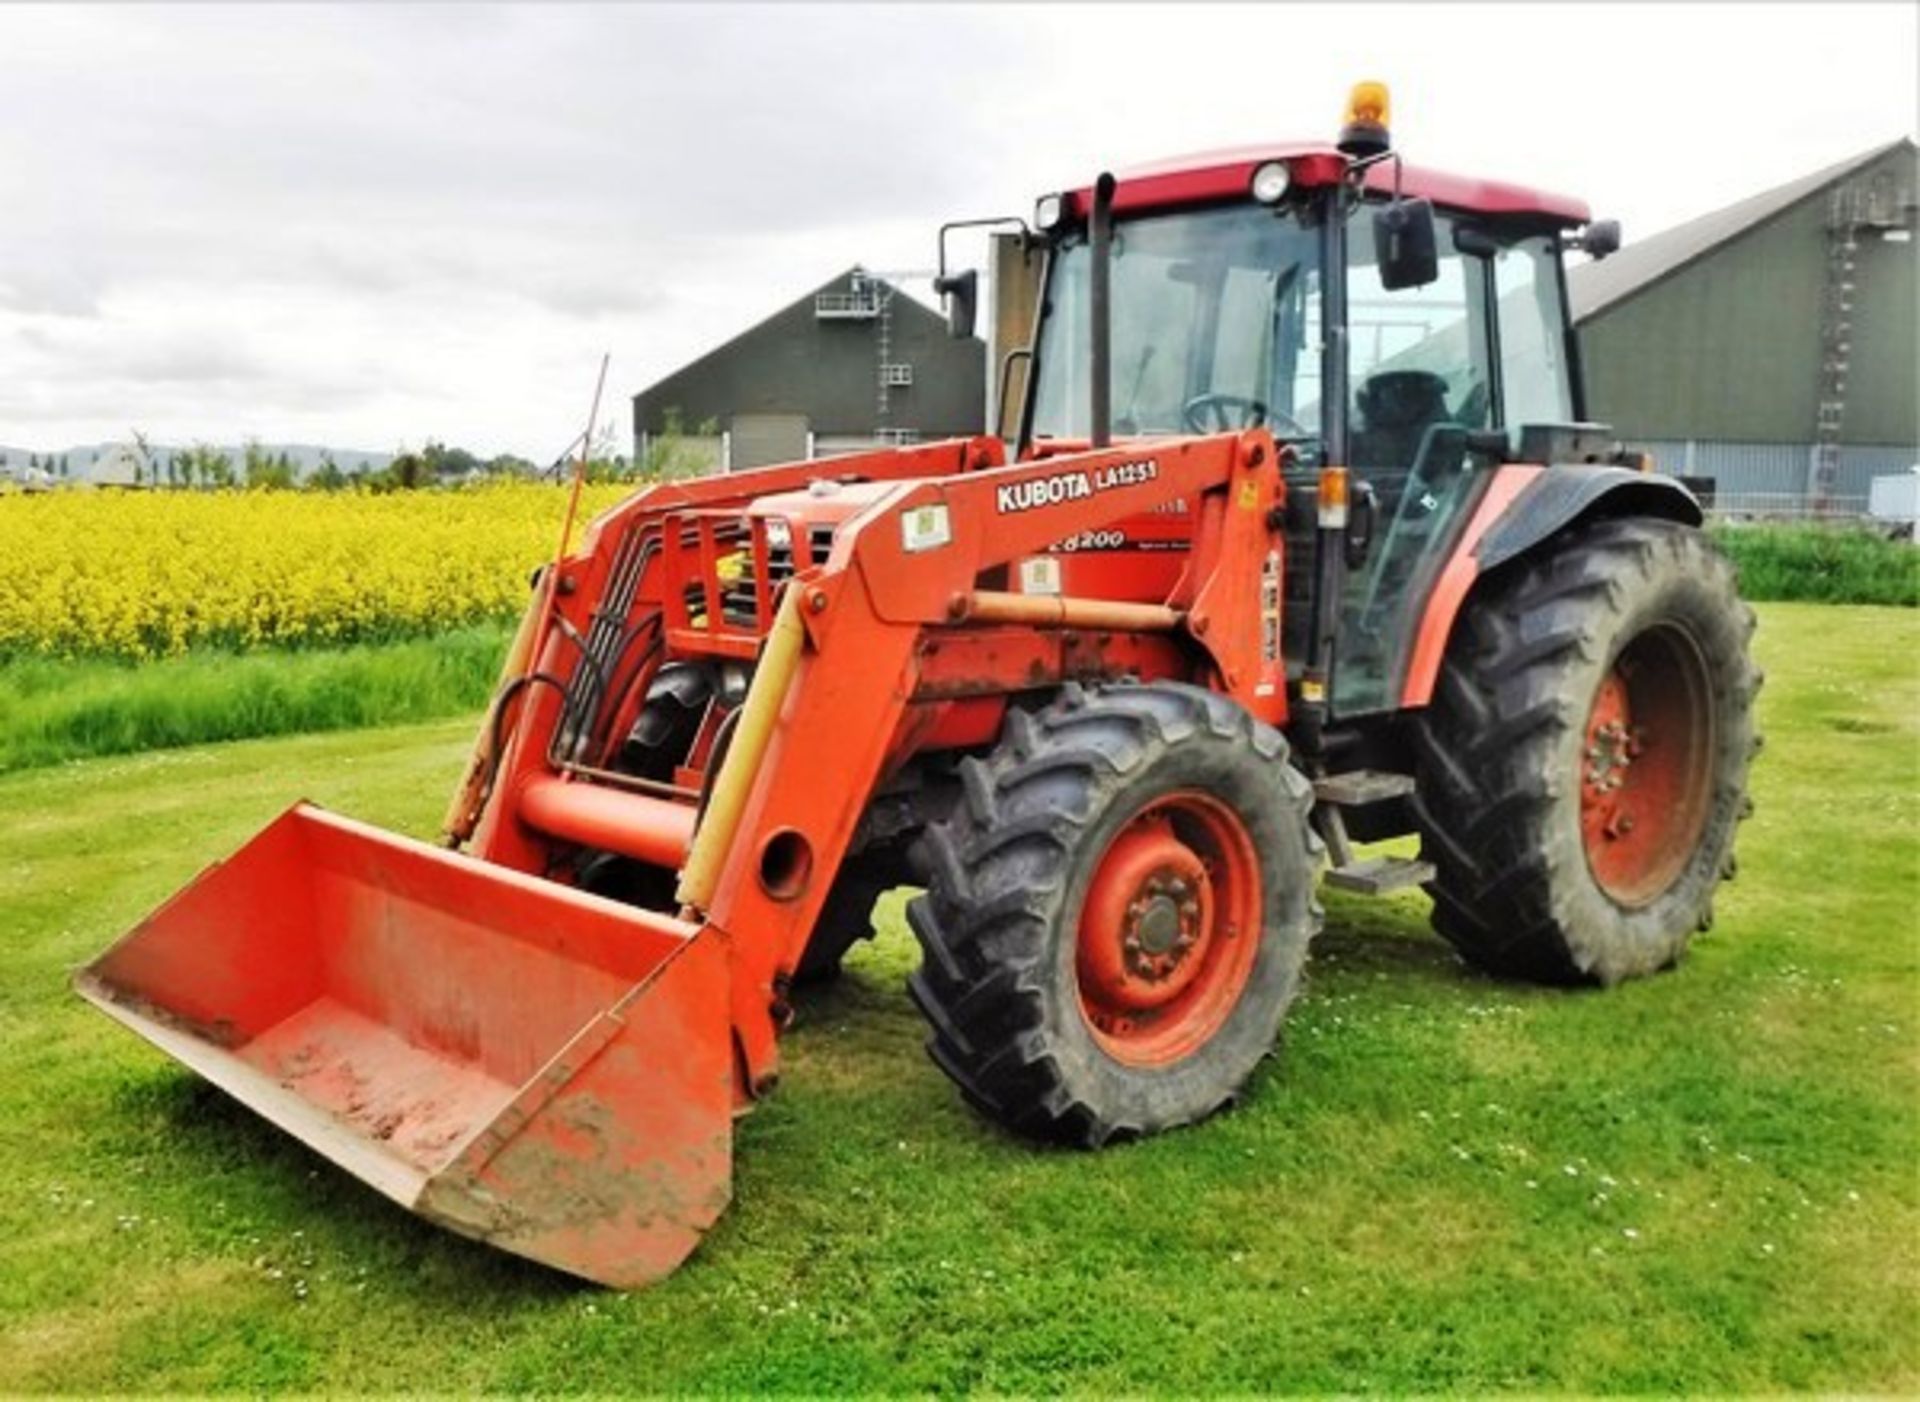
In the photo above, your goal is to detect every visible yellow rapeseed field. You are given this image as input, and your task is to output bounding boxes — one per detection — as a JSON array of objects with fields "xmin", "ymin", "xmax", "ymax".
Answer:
[{"xmin": 0, "ymin": 483, "xmax": 633, "ymax": 660}]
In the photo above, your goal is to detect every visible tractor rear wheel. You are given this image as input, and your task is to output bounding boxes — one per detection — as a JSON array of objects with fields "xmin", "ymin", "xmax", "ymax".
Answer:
[
  {"xmin": 907, "ymin": 682, "xmax": 1319, "ymax": 1146},
  {"xmin": 1413, "ymin": 516, "xmax": 1760, "ymax": 985}
]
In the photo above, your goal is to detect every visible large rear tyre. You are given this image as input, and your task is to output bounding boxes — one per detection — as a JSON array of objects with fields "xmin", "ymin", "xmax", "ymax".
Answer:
[
  {"xmin": 1413, "ymin": 516, "xmax": 1760, "ymax": 985},
  {"xmin": 907, "ymin": 682, "xmax": 1319, "ymax": 1146}
]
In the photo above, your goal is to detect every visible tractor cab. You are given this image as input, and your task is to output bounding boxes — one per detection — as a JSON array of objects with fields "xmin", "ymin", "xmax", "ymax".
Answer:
[{"xmin": 1000, "ymin": 88, "xmax": 1609, "ymax": 720}]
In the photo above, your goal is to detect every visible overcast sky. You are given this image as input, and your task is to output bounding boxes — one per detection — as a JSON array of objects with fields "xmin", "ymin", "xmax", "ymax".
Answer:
[{"xmin": 1, "ymin": 2, "xmax": 1914, "ymax": 457}]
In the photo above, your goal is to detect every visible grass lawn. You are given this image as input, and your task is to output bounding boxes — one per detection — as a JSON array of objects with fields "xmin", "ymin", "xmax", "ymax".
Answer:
[{"xmin": 1, "ymin": 602, "xmax": 1915, "ymax": 1393}]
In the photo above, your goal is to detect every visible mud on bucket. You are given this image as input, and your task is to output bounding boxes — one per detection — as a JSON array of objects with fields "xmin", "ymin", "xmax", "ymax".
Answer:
[{"xmin": 75, "ymin": 802, "xmax": 733, "ymax": 1289}]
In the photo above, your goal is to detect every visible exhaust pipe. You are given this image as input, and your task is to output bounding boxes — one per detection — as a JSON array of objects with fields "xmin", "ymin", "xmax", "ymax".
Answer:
[{"xmin": 1089, "ymin": 171, "xmax": 1115, "ymax": 449}]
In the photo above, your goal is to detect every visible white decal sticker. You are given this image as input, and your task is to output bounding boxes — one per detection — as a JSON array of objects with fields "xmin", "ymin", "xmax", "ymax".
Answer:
[
  {"xmin": 900, "ymin": 503, "xmax": 953, "ymax": 553},
  {"xmin": 1019, "ymin": 557, "xmax": 1063, "ymax": 596}
]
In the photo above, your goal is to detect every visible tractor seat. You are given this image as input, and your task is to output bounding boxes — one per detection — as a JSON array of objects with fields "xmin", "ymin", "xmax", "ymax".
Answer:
[{"xmin": 1351, "ymin": 370, "xmax": 1452, "ymax": 474}]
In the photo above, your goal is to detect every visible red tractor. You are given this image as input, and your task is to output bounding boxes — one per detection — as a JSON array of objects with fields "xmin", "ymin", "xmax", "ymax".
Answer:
[{"xmin": 80, "ymin": 87, "xmax": 1759, "ymax": 1287}]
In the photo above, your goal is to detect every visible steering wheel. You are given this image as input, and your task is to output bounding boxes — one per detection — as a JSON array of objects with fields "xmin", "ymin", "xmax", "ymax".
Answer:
[{"xmin": 1181, "ymin": 392, "xmax": 1307, "ymax": 437}]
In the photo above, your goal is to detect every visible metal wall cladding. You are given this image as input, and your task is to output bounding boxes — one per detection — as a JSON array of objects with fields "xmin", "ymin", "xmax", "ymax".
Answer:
[{"xmin": 1629, "ymin": 438, "xmax": 1920, "ymax": 516}]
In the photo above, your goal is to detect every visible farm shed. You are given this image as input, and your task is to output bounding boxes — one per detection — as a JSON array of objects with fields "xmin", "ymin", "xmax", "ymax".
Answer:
[
  {"xmin": 1570, "ymin": 138, "xmax": 1918, "ymax": 515},
  {"xmin": 630, "ymin": 268, "xmax": 986, "ymax": 471}
]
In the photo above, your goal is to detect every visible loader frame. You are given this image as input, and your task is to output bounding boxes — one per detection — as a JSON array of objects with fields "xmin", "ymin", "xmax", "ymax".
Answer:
[{"xmin": 469, "ymin": 428, "xmax": 1288, "ymax": 1101}]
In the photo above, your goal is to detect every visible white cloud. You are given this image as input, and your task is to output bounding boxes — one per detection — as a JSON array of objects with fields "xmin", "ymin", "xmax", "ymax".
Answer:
[{"xmin": 0, "ymin": 2, "xmax": 1913, "ymax": 455}]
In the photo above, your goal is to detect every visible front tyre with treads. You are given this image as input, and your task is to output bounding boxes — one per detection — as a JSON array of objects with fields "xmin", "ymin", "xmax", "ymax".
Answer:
[
  {"xmin": 1413, "ymin": 516, "xmax": 1759, "ymax": 985},
  {"xmin": 906, "ymin": 682, "xmax": 1319, "ymax": 1147}
]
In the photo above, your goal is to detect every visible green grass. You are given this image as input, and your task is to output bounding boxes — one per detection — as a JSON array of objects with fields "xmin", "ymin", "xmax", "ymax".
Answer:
[
  {"xmin": 1714, "ymin": 521, "xmax": 1920, "ymax": 606},
  {"xmin": 0, "ymin": 625, "xmax": 509, "ymax": 775},
  {"xmin": 0, "ymin": 602, "xmax": 1915, "ymax": 1392}
]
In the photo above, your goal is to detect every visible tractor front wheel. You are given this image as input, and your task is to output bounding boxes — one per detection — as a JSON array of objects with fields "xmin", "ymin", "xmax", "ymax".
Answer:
[
  {"xmin": 1414, "ymin": 516, "xmax": 1760, "ymax": 984},
  {"xmin": 907, "ymin": 682, "xmax": 1319, "ymax": 1146}
]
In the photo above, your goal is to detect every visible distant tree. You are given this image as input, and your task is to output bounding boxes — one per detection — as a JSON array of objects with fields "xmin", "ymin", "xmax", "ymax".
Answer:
[
  {"xmin": 178, "ymin": 443, "xmax": 233, "ymax": 488},
  {"xmin": 420, "ymin": 440, "xmax": 481, "ymax": 481},
  {"xmin": 388, "ymin": 450, "xmax": 426, "ymax": 490},
  {"xmin": 243, "ymin": 439, "xmax": 295, "ymax": 490},
  {"xmin": 309, "ymin": 453, "xmax": 348, "ymax": 491},
  {"xmin": 642, "ymin": 407, "xmax": 721, "ymax": 481},
  {"xmin": 130, "ymin": 428, "xmax": 156, "ymax": 485},
  {"xmin": 485, "ymin": 453, "xmax": 537, "ymax": 478}
]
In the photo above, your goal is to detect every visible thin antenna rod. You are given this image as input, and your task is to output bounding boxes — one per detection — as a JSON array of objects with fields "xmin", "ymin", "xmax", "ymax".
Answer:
[{"xmin": 527, "ymin": 353, "xmax": 610, "ymax": 683}]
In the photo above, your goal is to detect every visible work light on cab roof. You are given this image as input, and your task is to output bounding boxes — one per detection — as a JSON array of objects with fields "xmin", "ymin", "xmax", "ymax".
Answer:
[{"xmin": 1249, "ymin": 160, "xmax": 1291, "ymax": 204}]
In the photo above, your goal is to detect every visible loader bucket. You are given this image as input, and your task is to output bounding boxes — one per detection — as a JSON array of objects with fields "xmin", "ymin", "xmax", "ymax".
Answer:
[{"xmin": 75, "ymin": 802, "xmax": 733, "ymax": 1289}]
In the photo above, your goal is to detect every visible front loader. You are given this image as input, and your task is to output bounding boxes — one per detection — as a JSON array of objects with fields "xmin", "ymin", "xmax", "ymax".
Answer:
[{"xmin": 79, "ymin": 86, "xmax": 1759, "ymax": 1287}]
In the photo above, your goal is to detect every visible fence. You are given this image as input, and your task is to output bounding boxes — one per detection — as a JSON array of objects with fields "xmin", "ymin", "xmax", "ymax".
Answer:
[{"xmin": 1627, "ymin": 439, "xmax": 1918, "ymax": 523}]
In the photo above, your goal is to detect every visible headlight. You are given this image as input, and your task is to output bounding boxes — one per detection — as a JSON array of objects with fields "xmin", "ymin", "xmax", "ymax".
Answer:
[
  {"xmin": 1250, "ymin": 160, "xmax": 1292, "ymax": 204},
  {"xmin": 1034, "ymin": 193, "xmax": 1066, "ymax": 232}
]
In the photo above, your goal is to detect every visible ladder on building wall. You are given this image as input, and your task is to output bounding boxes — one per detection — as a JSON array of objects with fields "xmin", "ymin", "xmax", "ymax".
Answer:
[
  {"xmin": 1807, "ymin": 169, "xmax": 1917, "ymax": 514},
  {"xmin": 1807, "ymin": 185, "xmax": 1862, "ymax": 516},
  {"xmin": 874, "ymin": 274, "xmax": 894, "ymax": 426},
  {"xmin": 845, "ymin": 266, "xmax": 934, "ymax": 441}
]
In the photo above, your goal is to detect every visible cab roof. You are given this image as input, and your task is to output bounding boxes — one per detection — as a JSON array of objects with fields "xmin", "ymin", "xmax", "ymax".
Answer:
[{"xmin": 1063, "ymin": 142, "xmax": 1591, "ymax": 225}]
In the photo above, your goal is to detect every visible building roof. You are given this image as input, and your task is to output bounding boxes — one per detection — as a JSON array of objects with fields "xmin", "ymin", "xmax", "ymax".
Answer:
[
  {"xmin": 1568, "ymin": 137, "xmax": 1917, "ymax": 321},
  {"xmin": 631, "ymin": 267, "xmax": 933, "ymax": 404}
]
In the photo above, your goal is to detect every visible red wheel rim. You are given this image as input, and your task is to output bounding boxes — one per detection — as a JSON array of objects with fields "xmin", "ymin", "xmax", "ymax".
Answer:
[
  {"xmin": 1075, "ymin": 791, "xmax": 1263, "ymax": 1066},
  {"xmin": 1579, "ymin": 623, "xmax": 1716, "ymax": 907}
]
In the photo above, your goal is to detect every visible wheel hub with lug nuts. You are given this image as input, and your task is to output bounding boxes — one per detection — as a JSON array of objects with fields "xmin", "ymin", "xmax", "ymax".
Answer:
[
  {"xmin": 1578, "ymin": 628, "xmax": 1716, "ymax": 907},
  {"xmin": 1123, "ymin": 876, "xmax": 1202, "ymax": 981},
  {"xmin": 1077, "ymin": 811, "xmax": 1223, "ymax": 1020}
]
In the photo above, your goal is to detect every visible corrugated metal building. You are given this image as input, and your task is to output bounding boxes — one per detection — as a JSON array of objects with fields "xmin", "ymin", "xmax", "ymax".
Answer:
[
  {"xmin": 631, "ymin": 267, "xmax": 986, "ymax": 472},
  {"xmin": 1569, "ymin": 139, "xmax": 1918, "ymax": 515}
]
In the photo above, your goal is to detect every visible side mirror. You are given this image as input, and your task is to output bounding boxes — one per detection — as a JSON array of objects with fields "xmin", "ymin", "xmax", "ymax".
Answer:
[
  {"xmin": 933, "ymin": 268, "xmax": 979, "ymax": 340},
  {"xmin": 1373, "ymin": 197, "xmax": 1438, "ymax": 291},
  {"xmin": 1581, "ymin": 219, "xmax": 1622, "ymax": 260}
]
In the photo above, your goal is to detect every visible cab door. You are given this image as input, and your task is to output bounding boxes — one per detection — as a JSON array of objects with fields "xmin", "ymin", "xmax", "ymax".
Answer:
[{"xmin": 1330, "ymin": 206, "xmax": 1499, "ymax": 715}]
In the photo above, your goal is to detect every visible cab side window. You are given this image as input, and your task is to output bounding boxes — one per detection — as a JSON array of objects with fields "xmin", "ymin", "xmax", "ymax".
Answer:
[
  {"xmin": 1492, "ymin": 237, "xmax": 1575, "ymax": 427},
  {"xmin": 1345, "ymin": 209, "xmax": 1493, "ymax": 472}
]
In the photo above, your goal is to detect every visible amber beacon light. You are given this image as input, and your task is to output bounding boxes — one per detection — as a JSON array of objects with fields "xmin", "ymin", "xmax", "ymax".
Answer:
[{"xmin": 1338, "ymin": 81, "xmax": 1392, "ymax": 158}]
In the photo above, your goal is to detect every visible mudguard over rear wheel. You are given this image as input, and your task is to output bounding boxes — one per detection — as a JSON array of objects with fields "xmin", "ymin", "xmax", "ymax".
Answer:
[
  {"xmin": 907, "ymin": 682, "xmax": 1319, "ymax": 1146},
  {"xmin": 1414, "ymin": 516, "xmax": 1760, "ymax": 985}
]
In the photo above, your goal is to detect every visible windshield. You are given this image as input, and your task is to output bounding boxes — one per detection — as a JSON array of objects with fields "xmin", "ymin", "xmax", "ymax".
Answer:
[{"xmin": 1030, "ymin": 204, "xmax": 1322, "ymax": 442}]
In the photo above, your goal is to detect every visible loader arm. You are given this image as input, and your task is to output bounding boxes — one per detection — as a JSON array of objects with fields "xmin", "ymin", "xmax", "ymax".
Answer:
[{"xmin": 671, "ymin": 428, "xmax": 1287, "ymax": 1095}]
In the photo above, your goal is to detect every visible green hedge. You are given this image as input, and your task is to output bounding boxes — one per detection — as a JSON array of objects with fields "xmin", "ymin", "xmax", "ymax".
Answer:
[
  {"xmin": 1712, "ymin": 522, "xmax": 1919, "ymax": 607},
  {"xmin": 0, "ymin": 624, "xmax": 509, "ymax": 774}
]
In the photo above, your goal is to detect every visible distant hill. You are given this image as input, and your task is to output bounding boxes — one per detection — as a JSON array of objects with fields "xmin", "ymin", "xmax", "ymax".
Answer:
[{"xmin": 0, "ymin": 441, "xmax": 396, "ymax": 486}]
